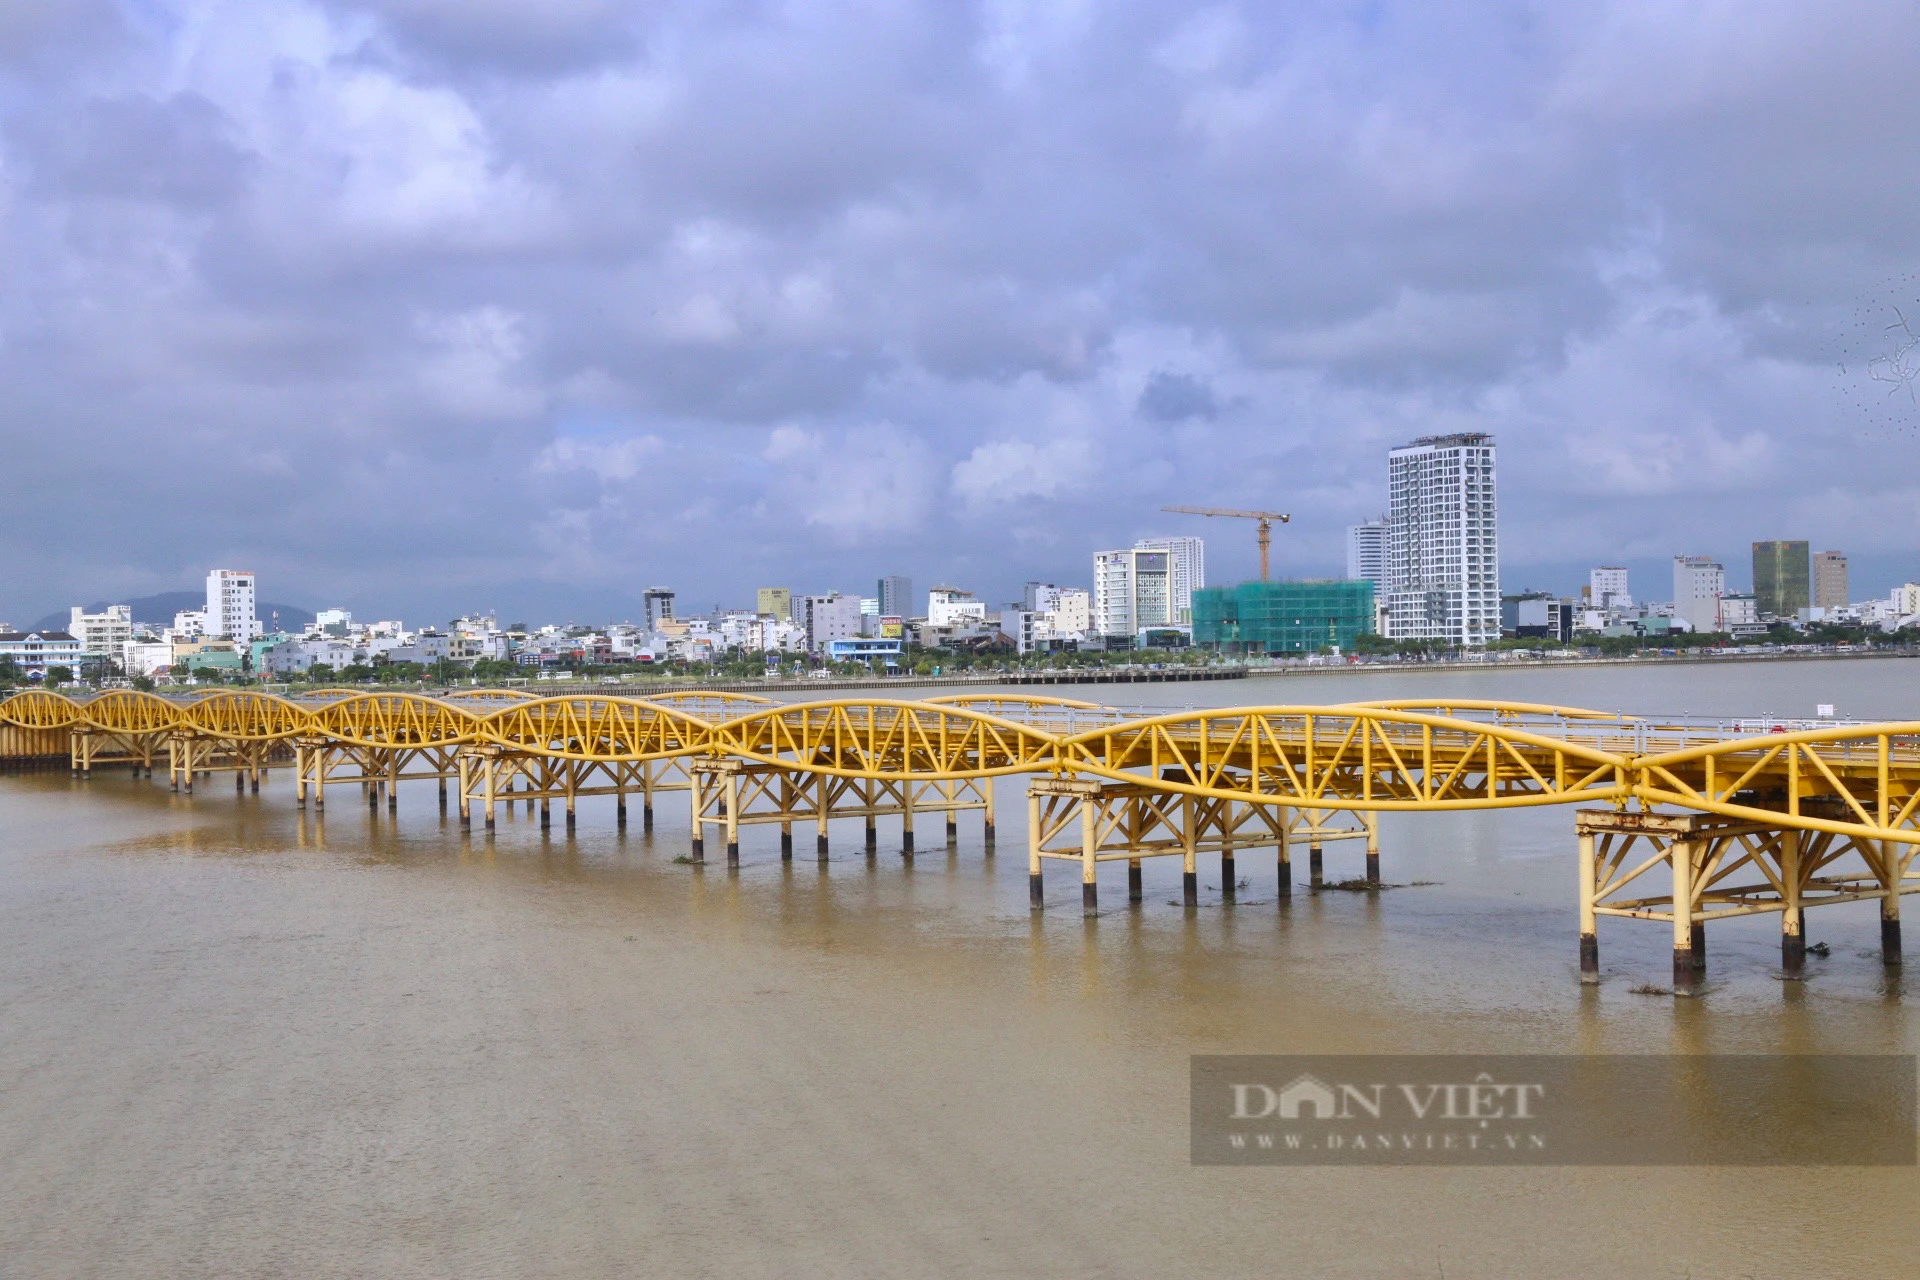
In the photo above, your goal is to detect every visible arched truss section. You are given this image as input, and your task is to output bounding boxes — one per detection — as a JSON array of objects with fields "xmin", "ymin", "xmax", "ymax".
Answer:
[
  {"xmin": 919, "ymin": 692, "xmax": 1125, "ymax": 734},
  {"xmin": 707, "ymin": 699, "xmax": 1064, "ymax": 780},
  {"xmin": 637, "ymin": 690, "xmax": 776, "ymax": 723},
  {"xmin": 1634, "ymin": 722, "xmax": 1920, "ymax": 843},
  {"xmin": 74, "ymin": 690, "xmax": 183, "ymax": 734},
  {"xmin": 440, "ymin": 688, "xmax": 539, "ymax": 704},
  {"xmin": 303, "ymin": 693, "xmax": 483, "ymax": 749},
  {"xmin": 645, "ymin": 689, "xmax": 774, "ymax": 708},
  {"xmin": 177, "ymin": 692, "xmax": 312, "ymax": 741},
  {"xmin": 923, "ymin": 693, "xmax": 1107, "ymax": 711},
  {"xmin": 477, "ymin": 697, "xmax": 715, "ymax": 761},
  {"xmin": 1348, "ymin": 698, "xmax": 1639, "ymax": 723},
  {"xmin": 0, "ymin": 690, "xmax": 89, "ymax": 730},
  {"xmin": 1059, "ymin": 706, "xmax": 1630, "ymax": 812}
]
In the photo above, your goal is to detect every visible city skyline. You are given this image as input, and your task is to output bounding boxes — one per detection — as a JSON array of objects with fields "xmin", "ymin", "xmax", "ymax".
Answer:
[{"xmin": 6, "ymin": 5, "xmax": 1920, "ymax": 623}]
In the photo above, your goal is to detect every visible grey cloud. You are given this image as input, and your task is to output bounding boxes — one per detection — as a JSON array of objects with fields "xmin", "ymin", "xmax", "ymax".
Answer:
[
  {"xmin": 26, "ymin": 93, "xmax": 251, "ymax": 207},
  {"xmin": 4, "ymin": 1, "xmax": 1920, "ymax": 623},
  {"xmin": 1137, "ymin": 371, "xmax": 1217, "ymax": 422},
  {"xmin": 330, "ymin": 0, "xmax": 643, "ymax": 75}
]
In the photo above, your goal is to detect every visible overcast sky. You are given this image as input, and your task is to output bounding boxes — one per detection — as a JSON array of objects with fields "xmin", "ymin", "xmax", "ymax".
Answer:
[{"xmin": 5, "ymin": 1, "xmax": 1920, "ymax": 624}]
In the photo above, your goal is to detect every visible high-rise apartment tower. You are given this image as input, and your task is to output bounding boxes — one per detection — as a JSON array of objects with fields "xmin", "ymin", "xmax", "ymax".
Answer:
[
  {"xmin": 1384, "ymin": 434, "xmax": 1499, "ymax": 646},
  {"xmin": 877, "ymin": 575, "xmax": 912, "ymax": 618},
  {"xmin": 1130, "ymin": 536, "xmax": 1205, "ymax": 623},
  {"xmin": 1345, "ymin": 519, "xmax": 1387, "ymax": 592},
  {"xmin": 205, "ymin": 569, "xmax": 261, "ymax": 641}
]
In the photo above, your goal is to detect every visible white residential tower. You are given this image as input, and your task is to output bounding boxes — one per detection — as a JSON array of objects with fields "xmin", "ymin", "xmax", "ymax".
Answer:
[{"xmin": 1384, "ymin": 434, "xmax": 1500, "ymax": 646}]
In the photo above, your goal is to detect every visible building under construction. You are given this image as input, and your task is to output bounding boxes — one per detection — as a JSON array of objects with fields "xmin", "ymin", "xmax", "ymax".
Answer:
[{"xmin": 1191, "ymin": 579, "xmax": 1376, "ymax": 655}]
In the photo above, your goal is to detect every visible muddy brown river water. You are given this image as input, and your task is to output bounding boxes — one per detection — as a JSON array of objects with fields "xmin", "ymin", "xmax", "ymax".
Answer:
[{"xmin": 3, "ymin": 660, "xmax": 1917, "ymax": 1276}]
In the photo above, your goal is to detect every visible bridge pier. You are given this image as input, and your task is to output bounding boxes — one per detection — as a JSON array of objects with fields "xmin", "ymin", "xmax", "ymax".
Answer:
[
  {"xmin": 690, "ymin": 761, "xmax": 985, "ymax": 870},
  {"xmin": 1277, "ymin": 808, "xmax": 1293, "ymax": 904},
  {"xmin": 1575, "ymin": 807, "xmax": 1920, "ymax": 991},
  {"xmin": 1577, "ymin": 829, "xmax": 1599, "ymax": 982},
  {"xmin": 1877, "ymin": 840, "xmax": 1905, "ymax": 966},
  {"xmin": 1029, "ymin": 777, "xmax": 1288, "ymax": 914}
]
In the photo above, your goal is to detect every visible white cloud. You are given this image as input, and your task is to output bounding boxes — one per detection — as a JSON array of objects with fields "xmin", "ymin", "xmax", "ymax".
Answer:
[
  {"xmin": 534, "ymin": 433, "xmax": 665, "ymax": 480},
  {"xmin": 951, "ymin": 437, "xmax": 1094, "ymax": 505},
  {"xmin": 764, "ymin": 424, "xmax": 936, "ymax": 540},
  {"xmin": 415, "ymin": 306, "xmax": 543, "ymax": 420}
]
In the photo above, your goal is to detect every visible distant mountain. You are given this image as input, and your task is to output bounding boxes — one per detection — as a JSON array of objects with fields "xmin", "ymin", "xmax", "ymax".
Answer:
[{"xmin": 31, "ymin": 592, "xmax": 315, "ymax": 634}]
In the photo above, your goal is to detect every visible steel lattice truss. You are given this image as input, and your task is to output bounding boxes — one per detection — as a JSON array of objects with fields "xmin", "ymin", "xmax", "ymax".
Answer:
[{"xmin": 12, "ymin": 688, "xmax": 1920, "ymax": 844}]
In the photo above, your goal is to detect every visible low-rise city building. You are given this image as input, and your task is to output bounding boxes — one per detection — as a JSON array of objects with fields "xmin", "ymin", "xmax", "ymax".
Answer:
[
  {"xmin": 802, "ymin": 593, "xmax": 865, "ymax": 652},
  {"xmin": 0, "ymin": 630, "xmax": 83, "ymax": 675},
  {"xmin": 1672, "ymin": 556, "xmax": 1725, "ymax": 634},
  {"xmin": 122, "ymin": 641, "xmax": 175, "ymax": 677},
  {"xmin": 825, "ymin": 637, "xmax": 902, "ymax": 667},
  {"xmin": 1717, "ymin": 592, "xmax": 1759, "ymax": 629},
  {"xmin": 1589, "ymin": 567, "xmax": 1631, "ymax": 611},
  {"xmin": 926, "ymin": 587, "xmax": 987, "ymax": 628},
  {"xmin": 68, "ymin": 605, "xmax": 133, "ymax": 667}
]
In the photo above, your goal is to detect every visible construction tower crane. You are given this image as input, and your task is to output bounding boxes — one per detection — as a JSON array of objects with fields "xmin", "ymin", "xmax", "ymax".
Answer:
[{"xmin": 1161, "ymin": 506, "xmax": 1291, "ymax": 581}]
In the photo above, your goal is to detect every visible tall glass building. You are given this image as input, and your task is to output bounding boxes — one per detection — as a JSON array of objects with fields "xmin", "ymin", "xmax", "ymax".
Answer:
[
  {"xmin": 1192, "ymin": 580, "xmax": 1376, "ymax": 654},
  {"xmin": 1752, "ymin": 541, "xmax": 1810, "ymax": 618}
]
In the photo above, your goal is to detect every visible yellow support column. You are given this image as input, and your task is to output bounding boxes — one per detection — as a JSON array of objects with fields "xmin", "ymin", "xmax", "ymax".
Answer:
[
  {"xmin": 1671, "ymin": 837, "xmax": 1696, "ymax": 994},
  {"xmin": 1220, "ymin": 800, "xmax": 1237, "ymax": 904},
  {"xmin": 725, "ymin": 771, "xmax": 740, "ymax": 867},
  {"xmin": 1881, "ymin": 838, "xmax": 1903, "ymax": 966},
  {"xmin": 565, "ymin": 762, "xmax": 577, "ymax": 835},
  {"xmin": 983, "ymin": 777, "xmax": 996, "ymax": 851},
  {"xmin": 815, "ymin": 772, "xmax": 831, "ymax": 862},
  {"xmin": 1781, "ymin": 829, "xmax": 1804, "ymax": 974},
  {"xmin": 483, "ymin": 755, "xmax": 497, "ymax": 833},
  {"xmin": 457, "ymin": 752, "xmax": 471, "ymax": 830},
  {"xmin": 1277, "ymin": 805, "xmax": 1292, "ymax": 904},
  {"xmin": 779, "ymin": 772, "xmax": 794, "ymax": 861},
  {"xmin": 1028, "ymin": 790, "xmax": 1044, "ymax": 910},
  {"xmin": 1365, "ymin": 812, "xmax": 1381, "ymax": 883},
  {"xmin": 688, "ymin": 768, "xmax": 704, "ymax": 860},
  {"xmin": 1577, "ymin": 828, "xmax": 1598, "ymax": 983},
  {"xmin": 900, "ymin": 780, "xmax": 915, "ymax": 858},
  {"xmin": 1181, "ymin": 794, "xmax": 1198, "ymax": 908},
  {"xmin": 1081, "ymin": 791, "xmax": 1098, "ymax": 916},
  {"xmin": 864, "ymin": 778, "xmax": 878, "ymax": 854}
]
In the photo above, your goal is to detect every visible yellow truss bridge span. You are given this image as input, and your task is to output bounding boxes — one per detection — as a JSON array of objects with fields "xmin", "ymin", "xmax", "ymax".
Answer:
[{"xmin": 5, "ymin": 689, "xmax": 1918, "ymax": 992}]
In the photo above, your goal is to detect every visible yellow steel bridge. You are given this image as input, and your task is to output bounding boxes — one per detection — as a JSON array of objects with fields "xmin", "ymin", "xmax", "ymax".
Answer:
[{"xmin": 5, "ymin": 688, "xmax": 1918, "ymax": 991}]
